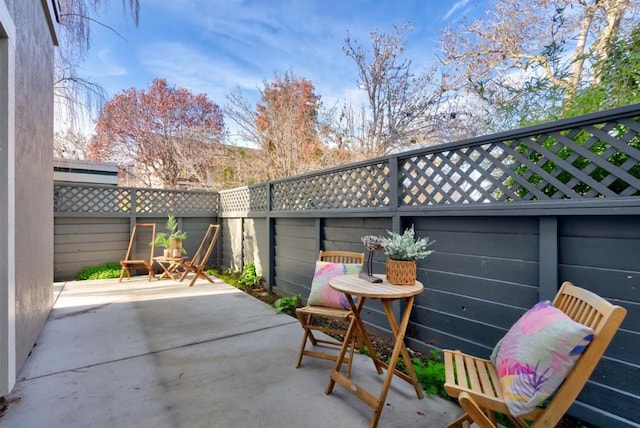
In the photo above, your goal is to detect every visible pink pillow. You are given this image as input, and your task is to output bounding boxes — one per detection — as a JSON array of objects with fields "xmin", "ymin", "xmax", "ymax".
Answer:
[
  {"xmin": 307, "ymin": 261, "xmax": 362, "ymax": 309},
  {"xmin": 490, "ymin": 300, "xmax": 594, "ymax": 416}
]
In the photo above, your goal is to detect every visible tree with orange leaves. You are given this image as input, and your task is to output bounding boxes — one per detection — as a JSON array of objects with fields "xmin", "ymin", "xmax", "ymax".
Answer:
[
  {"xmin": 89, "ymin": 78, "xmax": 225, "ymax": 188},
  {"xmin": 226, "ymin": 71, "xmax": 324, "ymax": 181}
]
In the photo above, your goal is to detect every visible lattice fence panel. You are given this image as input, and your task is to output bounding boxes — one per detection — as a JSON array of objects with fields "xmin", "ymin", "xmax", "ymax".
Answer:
[
  {"xmin": 54, "ymin": 185, "xmax": 131, "ymax": 213},
  {"xmin": 249, "ymin": 185, "xmax": 269, "ymax": 211},
  {"xmin": 135, "ymin": 189, "xmax": 217, "ymax": 214},
  {"xmin": 54, "ymin": 185, "xmax": 218, "ymax": 215},
  {"xmin": 271, "ymin": 162, "xmax": 391, "ymax": 211},
  {"xmin": 219, "ymin": 187, "xmax": 250, "ymax": 213},
  {"xmin": 401, "ymin": 116, "xmax": 640, "ymax": 206}
]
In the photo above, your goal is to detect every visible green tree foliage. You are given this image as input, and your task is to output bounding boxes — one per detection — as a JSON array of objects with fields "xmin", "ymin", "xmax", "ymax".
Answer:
[
  {"xmin": 441, "ymin": 0, "xmax": 639, "ymax": 130},
  {"xmin": 562, "ymin": 25, "xmax": 640, "ymax": 117}
]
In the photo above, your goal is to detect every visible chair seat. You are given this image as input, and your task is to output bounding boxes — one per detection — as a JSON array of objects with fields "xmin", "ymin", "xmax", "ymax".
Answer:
[
  {"xmin": 444, "ymin": 349, "xmax": 545, "ymax": 427},
  {"xmin": 444, "ymin": 350, "xmax": 511, "ymax": 412},
  {"xmin": 296, "ymin": 305, "xmax": 352, "ymax": 320}
]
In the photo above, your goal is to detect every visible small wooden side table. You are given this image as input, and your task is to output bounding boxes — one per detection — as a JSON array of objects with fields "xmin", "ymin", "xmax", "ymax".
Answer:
[
  {"xmin": 327, "ymin": 274, "xmax": 424, "ymax": 428},
  {"xmin": 153, "ymin": 256, "xmax": 185, "ymax": 281}
]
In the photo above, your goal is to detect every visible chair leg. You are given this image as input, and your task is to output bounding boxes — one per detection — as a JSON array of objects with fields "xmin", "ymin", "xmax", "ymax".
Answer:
[
  {"xmin": 446, "ymin": 411, "xmax": 474, "ymax": 428},
  {"xmin": 458, "ymin": 392, "xmax": 497, "ymax": 428},
  {"xmin": 199, "ymin": 269, "xmax": 214, "ymax": 283},
  {"xmin": 188, "ymin": 272, "xmax": 199, "ymax": 287},
  {"xmin": 296, "ymin": 329, "xmax": 311, "ymax": 368},
  {"xmin": 119, "ymin": 266, "xmax": 132, "ymax": 282}
]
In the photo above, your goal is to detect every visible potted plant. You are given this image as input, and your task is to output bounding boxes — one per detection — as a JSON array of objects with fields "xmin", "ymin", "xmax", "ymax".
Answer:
[
  {"xmin": 154, "ymin": 215, "xmax": 187, "ymax": 257},
  {"xmin": 153, "ymin": 233, "xmax": 171, "ymax": 257},
  {"xmin": 379, "ymin": 225, "xmax": 435, "ymax": 285}
]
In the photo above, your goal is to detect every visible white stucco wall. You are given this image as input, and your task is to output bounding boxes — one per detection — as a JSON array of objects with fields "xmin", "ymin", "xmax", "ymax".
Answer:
[{"xmin": 0, "ymin": 0, "xmax": 57, "ymax": 394}]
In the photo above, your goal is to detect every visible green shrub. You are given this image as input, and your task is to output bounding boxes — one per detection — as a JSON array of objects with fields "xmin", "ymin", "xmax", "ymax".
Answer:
[
  {"xmin": 383, "ymin": 349, "xmax": 447, "ymax": 399},
  {"xmin": 76, "ymin": 262, "xmax": 122, "ymax": 280},
  {"xmin": 413, "ymin": 350, "xmax": 447, "ymax": 398},
  {"xmin": 206, "ymin": 267, "xmax": 240, "ymax": 287},
  {"xmin": 238, "ymin": 264, "xmax": 263, "ymax": 288},
  {"xmin": 274, "ymin": 294, "xmax": 300, "ymax": 316}
]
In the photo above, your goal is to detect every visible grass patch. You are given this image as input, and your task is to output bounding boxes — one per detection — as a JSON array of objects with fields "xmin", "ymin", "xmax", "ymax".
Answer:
[{"xmin": 76, "ymin": 262, "xmax": 121, "ymax": 280}]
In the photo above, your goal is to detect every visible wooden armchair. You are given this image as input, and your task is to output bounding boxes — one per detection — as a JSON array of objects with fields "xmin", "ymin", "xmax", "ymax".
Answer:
[
  {"xmin": 179, "ymin": 224, "xmax": 220, "ymax": 287},
  {"xmin": 295, "ymin": 250, "xmax": 365, "ymax": 376},
  {"xmin": 119, "ymin": 223, "xmax": 156, "ymax": 282},
  {"xmin": 443, "ymin": 281, "xmax": 627, "ymax": 428}
]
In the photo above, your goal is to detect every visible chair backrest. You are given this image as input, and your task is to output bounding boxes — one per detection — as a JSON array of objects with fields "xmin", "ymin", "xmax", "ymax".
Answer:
[
  {"xmin": 532, "ymin": 281, "xmax": 627, "ymax": 427},
  {"xmin": 124, "ymin": 223, "xmax": 156, "ymax": 263},
  {"xmin": 318, "ymin": 250, "xmax": 365, "ymax": 264},
  {"xmin": 189, "ymin": 224, "xmax": 221, "ymax": 268}
]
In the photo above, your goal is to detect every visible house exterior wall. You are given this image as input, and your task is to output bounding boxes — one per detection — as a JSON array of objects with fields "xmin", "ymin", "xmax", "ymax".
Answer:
[{"xmin": 0, "ymin": 0, "xmax": 57, "ymax": 394}]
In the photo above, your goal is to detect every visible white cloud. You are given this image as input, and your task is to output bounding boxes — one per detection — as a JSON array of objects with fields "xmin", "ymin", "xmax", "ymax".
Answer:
[
  {"xmin": 85, "ymin": 49, "xmax": 127, "ymax": 77},
  {"xmin": 443, "ymin": 0, "xmax": 471, "ymax": 20},
  {"xmin": 140, "ymin": 42, "xmax": 261, "ymax": 104}
]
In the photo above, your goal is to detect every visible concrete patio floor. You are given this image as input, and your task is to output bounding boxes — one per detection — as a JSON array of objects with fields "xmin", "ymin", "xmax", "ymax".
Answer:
[{"xmin": 0, "ymin": 275, "xmax": 463, "ymax": 428}]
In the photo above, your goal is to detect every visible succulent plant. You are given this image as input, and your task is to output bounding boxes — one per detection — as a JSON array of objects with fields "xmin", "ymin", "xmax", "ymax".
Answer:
[{"xmin": 380, "ymin": 225, "xmax": 435, "ymax": 261}]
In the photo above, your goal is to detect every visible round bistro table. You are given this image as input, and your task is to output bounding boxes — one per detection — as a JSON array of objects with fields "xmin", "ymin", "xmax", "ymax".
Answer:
[{"xmin": 327, "ymin": 274, "xmax": 424, "ymax": 428}]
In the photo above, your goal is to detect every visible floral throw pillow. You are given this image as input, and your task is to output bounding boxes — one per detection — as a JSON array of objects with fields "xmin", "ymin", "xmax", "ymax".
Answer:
[
  {"xmin": 490, "ymin": 300, "xmax": 594, "ymax": 417},
  {"xmin": 307, "ymin": 261, "xmax": 362, "ymax": 309}
]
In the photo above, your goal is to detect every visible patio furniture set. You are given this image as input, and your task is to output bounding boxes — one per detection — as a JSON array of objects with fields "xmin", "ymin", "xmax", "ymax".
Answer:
[
  {"xmin": 295, "ymin": 251, "xmax": 627, "ymax": 428},
  {"xmin": 118, "ymin": 223, "xmax": 221, "ymax": 287},
  {"xmin": 117, "ymin": 224, "xmax": 627, "ymax": 428}
]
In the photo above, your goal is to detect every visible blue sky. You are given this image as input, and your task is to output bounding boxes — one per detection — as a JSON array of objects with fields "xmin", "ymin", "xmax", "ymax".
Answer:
[{"xmin": 79, "ymin": 0, "xmax": 489, "ymax": 136}]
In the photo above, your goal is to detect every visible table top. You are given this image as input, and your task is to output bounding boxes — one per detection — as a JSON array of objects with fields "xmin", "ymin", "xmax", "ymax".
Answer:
[
  {"xmin": 329, "ymin": 274, "xmax": 423, "ymax": 299},
  {"xmin": 153, "ymin": 256, "xmax": 185, "ymax": 262}
]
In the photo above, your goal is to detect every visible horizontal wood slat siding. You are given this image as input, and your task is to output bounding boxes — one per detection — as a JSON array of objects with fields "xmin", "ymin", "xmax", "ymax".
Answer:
[
  {"xmin": 323, "ymin": 218, "xmax": 392, "ymax": 329},
  {"xmin": 54, "ymin": 217, "xmax": 130, "ymax": 280},
  {"xmin": 557, "ymin": 215, "xmax": 640, "ymax": 423},
  {"xmin": 272, "ymin": 218, "xmax": 316, "ymax": 297},
  {"xmin": 54, "ymin": 216, "xmax": 218, "ymax": 281},
  {"xmin": 409, "ymin": 216, "xmax": 541, "ymax": 360}
]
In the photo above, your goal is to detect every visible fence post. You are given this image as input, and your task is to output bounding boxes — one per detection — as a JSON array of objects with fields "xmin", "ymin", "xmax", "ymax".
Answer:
[
  {"xmin": 388, "ymin": 155, "xmax": 405, "ymax": 320},
  {"xmin": 129, "ymin": 188, "xmax": 136, "ymax": 231},
  {"xmin": 389, "ymin": 155, "xmax": 401, "ymax": 234},
  {"xmin": 315, "ymin": 218, "xmax": 322, "ymax": 254},
  {"xmin": 539, "ymin": 217, "xmax": 558, "ymax": 301},
  {"xmin": 266, "ymin": 182, "xmax": 275, "ymax": 291}
]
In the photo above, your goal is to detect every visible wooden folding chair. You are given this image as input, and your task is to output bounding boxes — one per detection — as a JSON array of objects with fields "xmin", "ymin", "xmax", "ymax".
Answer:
[
  {"xmin": 119, "ymin": 223, "xmax": 156, "ymax": 282},
  {"xmin": 178, "ymin": 224, "xmax": 220, "ymax": 287},
  {"xmin": 295, "ymin": 250, "xmax": 365, "ymax": 376},
  {"xmin": 443, "ymin": 281, "xmax": 627, "ymax": 428}
]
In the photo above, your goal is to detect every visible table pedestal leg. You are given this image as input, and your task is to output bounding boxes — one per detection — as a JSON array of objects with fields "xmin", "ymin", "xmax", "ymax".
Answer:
[
  {"xmin": 326, "ymin": 294, "xmax": 423, "ymax": 428},
  {"xmin": 326, "ymin": 296, "xmax": 382, "ymax": 393},
  {"xmin": 369, "ymin": 296, "xmax": 423, "ymax": 428}
]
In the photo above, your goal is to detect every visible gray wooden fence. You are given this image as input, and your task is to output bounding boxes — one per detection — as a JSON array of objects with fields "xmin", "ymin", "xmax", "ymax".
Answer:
[
  {"xmin": 53, "ymin": 185, "xmax": 219, "ymax": 280},
  {"xmin": 216, "ymin": 104, "xmax": 640, "ymax": 428},
  {"xmin": 53, "ymin": 104, "xmax": 640, "ymax": 427}
]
